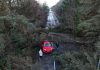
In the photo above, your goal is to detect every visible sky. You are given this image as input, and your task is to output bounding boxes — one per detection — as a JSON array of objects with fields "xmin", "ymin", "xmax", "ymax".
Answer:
[{"xmin": 36, "ymin": 0, "xmax": 60, "ymax": 8}]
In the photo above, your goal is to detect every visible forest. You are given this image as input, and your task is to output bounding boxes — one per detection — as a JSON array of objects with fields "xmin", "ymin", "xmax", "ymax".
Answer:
[{"xmin": 0, "ymin": 0, "xmax": 100, "ymax": 70}]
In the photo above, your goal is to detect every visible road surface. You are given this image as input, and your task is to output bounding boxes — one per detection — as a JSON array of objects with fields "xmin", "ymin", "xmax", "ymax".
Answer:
[
  {"xmin": 36, "ymin": 10, "xmax": 80, "ymax": 70},
  {"xmin": 39, "ymin": 54, "xmax": 54, "ymax": 70},
  {"xmin": 46, "ymin": 9, "xmax": 59, "ymax": 28},
  {"xmin": 35, "ymin": 33, "xmax": 80, "ymax": 70}
]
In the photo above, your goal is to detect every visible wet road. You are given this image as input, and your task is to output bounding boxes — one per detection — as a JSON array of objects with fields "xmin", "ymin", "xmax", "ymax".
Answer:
[
  {"xmin": 46, "ymin": 9, "xmax": 59, "ymax": 28},
  {"xmin": 36, "ymin": 33, "xmax": 80, "ymax": 70},
  {"xmin": 37, "ymin": 10, "xmax": 79, "ymax": 70},
  {"xmin": 39, "ymin": 54, "xmax": 54, "ymax": 70}
]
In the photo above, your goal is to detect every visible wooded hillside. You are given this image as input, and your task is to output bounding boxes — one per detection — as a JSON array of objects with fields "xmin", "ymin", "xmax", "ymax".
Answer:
[{"xmin": 0, "ymin": 0, "xmax": 49, "ymax": 69}]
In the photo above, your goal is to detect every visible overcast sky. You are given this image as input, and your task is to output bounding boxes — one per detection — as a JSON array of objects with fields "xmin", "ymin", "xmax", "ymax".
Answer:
[{"xmin": 36, "ymin": 0, "xmax": 60, "ymax": 8}]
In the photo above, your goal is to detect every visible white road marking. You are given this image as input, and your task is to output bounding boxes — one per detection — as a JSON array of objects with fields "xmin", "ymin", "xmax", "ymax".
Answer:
[
  {"xmin": 54, "ymin": 60, "xmax": 56, "ymax": 70},
  {"xmin": 97, "ymin": 59, "xmax": 100, "ymax": 70}
]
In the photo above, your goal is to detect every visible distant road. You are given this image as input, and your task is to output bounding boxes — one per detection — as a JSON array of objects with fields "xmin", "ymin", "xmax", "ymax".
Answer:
[{"xmin": 46, "ymin": 9, "xmax": 60, "ymax": 28}]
